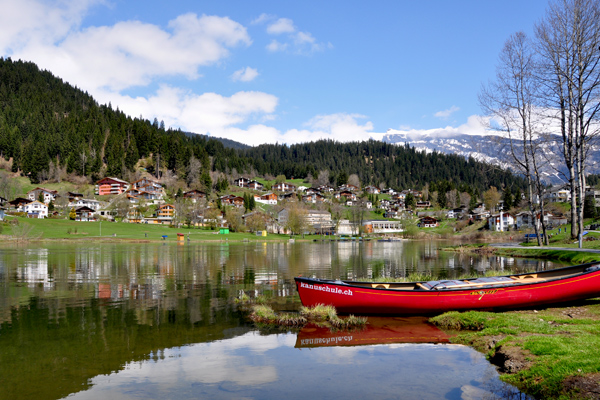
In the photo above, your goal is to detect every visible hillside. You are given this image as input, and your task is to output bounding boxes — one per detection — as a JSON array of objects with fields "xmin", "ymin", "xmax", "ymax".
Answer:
[{"xmin": 0, "ymin": 57, "xmax": 523, "ymax": 192}]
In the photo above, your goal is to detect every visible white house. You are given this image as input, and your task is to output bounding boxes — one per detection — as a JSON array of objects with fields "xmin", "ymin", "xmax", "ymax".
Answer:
[
  {"xmin": 23, "ymin": 201, "xmax": 48, "ymax": 218},
  {"xmin": 544, "ymin": 186, "xmax": 571, "ymax": 203},
  {"xmin": 254, "ymin": 193, "xmax": 278, "ymax": 205},
  {"xmin": 69, "ymin": 198, "xmax": 101, "ymax": 211},
  {"xmin": 27, "ymin": 188, "xmax": 58, "ymax": 204},
  {"xmin": 488, "ymin": 212, "xmax": 515, "ymax": 231}
]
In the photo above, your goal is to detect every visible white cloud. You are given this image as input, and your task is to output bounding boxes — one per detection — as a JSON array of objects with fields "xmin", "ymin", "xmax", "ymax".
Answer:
[
  {"xmin": 0, "ymin": 0, "xmax": 101, "ymax": 53},
  {"xmin": 212, "ymin": 113, "xmax": 379, "ymax": 146},
  {"xmin": 251, "ymin": 13, "xmax": 275, "ymax": 25},
  {"xmin": 9, "ymin": 9, "xmax": 251, "ymax": 93},
  {"xmin": 386, "ymin": 115, "xmax": 491, "ymax": 139},
  {"xmin": 434, "ymin": 105, "xmax": 460, "ymax": 119},
  {"xmin": 260, "ymin": 16, "xmax": 329, "ymax": 55},
  {"xmin": 295, "ymin": 31, "xmax": 315, "ymax": 44},
  {"xmin": 231, "ymin": 67, "xmax": 259, "ymax": 82},
  {"xmin": 266, "ymin": 40, "xmax": 288, "ymax": 52},
  {"xmin": 267, "ymin": 18, "xmax": 295, "ymax": 35}
]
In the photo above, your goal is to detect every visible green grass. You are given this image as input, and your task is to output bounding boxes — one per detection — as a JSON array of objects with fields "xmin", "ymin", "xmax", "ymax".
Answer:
[
  {"xmin": 493, "ymin": 248, "xmax": 600, "ymax": 265},
  {"xmin": 430, "ymin": 304, "xmax": 600, "ymax": 399},
  {"xmin": 13, "ymin": 175, "xmax": 93, "ymax": 197},
  {"xmin": 1, "ymin": 216, "xmax": 296, "ymax": 242},
  {"xmin": 248, "ymin": 304, "xmax": 366, "ymax": 330}
]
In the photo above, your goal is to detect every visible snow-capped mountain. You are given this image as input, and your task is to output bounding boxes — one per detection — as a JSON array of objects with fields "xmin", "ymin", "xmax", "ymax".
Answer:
[{"xmin": 381, "ymin": 129, "xmax": 600, "ymax": 185}]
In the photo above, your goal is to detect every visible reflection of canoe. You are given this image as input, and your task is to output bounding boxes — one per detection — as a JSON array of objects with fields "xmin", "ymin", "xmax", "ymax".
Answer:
[
  {"xmin": 295, "ymin": 317, "xmax": 451, "ymax": 348},
  {"xmin": 295, "ymin": 262, "xmax": 600, "ymax": 315}
]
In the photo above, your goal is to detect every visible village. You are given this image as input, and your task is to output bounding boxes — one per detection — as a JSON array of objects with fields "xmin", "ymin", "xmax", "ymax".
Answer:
[{"xmin": 1, "ymin": 173, "xmax": 594, "ymax": 238}]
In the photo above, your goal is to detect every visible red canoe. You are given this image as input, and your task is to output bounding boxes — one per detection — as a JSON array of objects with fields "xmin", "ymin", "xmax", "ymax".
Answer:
[{"xmin": 294, "ymin": 262, "xmax": 600, "ymax": 315}]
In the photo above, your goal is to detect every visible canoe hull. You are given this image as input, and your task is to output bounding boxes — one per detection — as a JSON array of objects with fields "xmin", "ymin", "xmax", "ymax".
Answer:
[{"xmin": 295, "ymin": 267, "xmax": 600, "ymax": 315}]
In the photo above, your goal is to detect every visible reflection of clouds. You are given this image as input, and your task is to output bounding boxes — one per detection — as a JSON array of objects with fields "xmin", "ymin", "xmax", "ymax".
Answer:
[
  {"xmin": 64, "ymin": 332, "xmax": 524, "ymax": 400},
  {"xmin": 69, "ymin": 332, "xmax": 293, "ymax": 399}
]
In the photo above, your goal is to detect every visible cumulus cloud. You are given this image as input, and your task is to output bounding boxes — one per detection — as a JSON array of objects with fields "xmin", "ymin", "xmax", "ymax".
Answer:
[
  {"xmin": 266, "ymin": 40, "xmax": 288, "ymax": 53},
  {"xmin": 231, "ymin": 67, "xmax": 259, "ymax": 82},
  {"xmin": 9, "ymin": 9, "xmax": 251, "ymax": 93},
  {"xmin": 258, "ymin": 15, "xmax": 330, "ymax": 55},
  {"xmin": 0, "ymin": 0, "xmax": 100, "ymax": 53},
  {"xmin": 434, "ymin": 105, "xmax": 460, "ymax": 119},
  {"xmin": 251, "ymin": 13, "xmax": 275, "ymax": 25},
  {"xmin": 267, "ymin": 18, "xmax": 295, "ymax": 34}
]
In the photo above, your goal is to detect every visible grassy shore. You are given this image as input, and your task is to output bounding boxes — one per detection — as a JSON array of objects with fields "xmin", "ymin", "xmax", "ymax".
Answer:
[
  {"xmin": 433, "ymin": 243, "xmax": 600, "ymax": 399},
  {"xmin": 430, "ymin": 301, "xmax": 600, "ymax": 399}
]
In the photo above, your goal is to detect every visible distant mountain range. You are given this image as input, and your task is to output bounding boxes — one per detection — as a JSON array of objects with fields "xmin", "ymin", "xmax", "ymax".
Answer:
[{"xmin": 381, "ymin": 129, "xmax": 600, "ymax": 185}]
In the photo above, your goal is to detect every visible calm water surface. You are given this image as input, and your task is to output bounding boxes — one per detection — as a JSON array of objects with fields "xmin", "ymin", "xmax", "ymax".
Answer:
[{"xmin": 0, "ymin": 241, "xmax": 555, "ymax": 399}]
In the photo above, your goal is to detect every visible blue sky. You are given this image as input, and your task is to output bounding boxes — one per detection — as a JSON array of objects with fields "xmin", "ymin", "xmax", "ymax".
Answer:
[{"xmin": 0, "ymin": 0, "xmax": 549, "ymax": 145}]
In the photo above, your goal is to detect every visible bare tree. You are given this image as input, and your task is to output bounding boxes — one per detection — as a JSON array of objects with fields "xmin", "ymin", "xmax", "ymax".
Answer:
[
  {"xmin": 284, "ymin": 203, "xmax": 310, "ymax": 236},
  {"xmin": 80, "ymin": 151, "xmax": 87, "ymax": 176},
  {"xmin": 225, "ymin": 207, "xmax": 246, "ymax": 232},
  {"xmin": 480, "ymin": 32, "xmax": 548, "ymax": 244},
  {"xmin": 536, "ymin": 0, "xmax": 600, "ymax": 242},
  {"xmin": 349, "ymin": 199, "xmax": 368, "ymax": 235},
  {"xmin": 160, "ymin": 169, "xmax": 178, "ymax": 191},
  {"xmin": 446, "ymin": 189, "xmax": 458, "ymax": 209},
  {"xmin": 347, "ymin": 174, "xmax": 361, "ymax": 189},
  {"xmin": 111, "ymin": 195, "xmax": 131, "ymax": 221},
  {"xmin": 316, "ymin": 170, "xmax": 330, "ymax": 187},
  {"xmin": 187, "ymin": 156, "xmax": 201, "ymax": 187},
  {"xmin": 459, "ymin": 192, "xmax": 471, "ymax": 208},
  {"xmin": 246, "ymin": 211, "xmax": 269, "ymax": 232},
  {"xmin": 0, "ymin": 170, "xmax": 21, "ymax": 200}
]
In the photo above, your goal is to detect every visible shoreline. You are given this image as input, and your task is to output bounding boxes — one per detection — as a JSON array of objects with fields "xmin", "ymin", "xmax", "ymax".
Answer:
[{"xmin": 433, "ymin": 244, "xmax": 600, "ymax": 399}]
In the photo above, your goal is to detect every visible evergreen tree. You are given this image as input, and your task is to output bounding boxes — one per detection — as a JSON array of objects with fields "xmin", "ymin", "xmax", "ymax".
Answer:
[
  {"xmin": 405, "ymin": 193, "xmax": 416, "ymax": 209},
  {"xmin": 584, "ymin": 196, "xmax": 597, "ymax": 219},
  {"xmin": 337, "ymin": 171, "xmax": 348, "ymax": 186},
  {"xmin": 243, "ymin": 193, "xmax": 250, "ymax": 212},
  {"xmin": 503, "ymin": 187, "xmax": 513, "ymax": 209}
]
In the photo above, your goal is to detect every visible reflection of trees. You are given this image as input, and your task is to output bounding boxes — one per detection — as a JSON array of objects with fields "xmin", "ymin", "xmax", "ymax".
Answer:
[{"xmin": 0, "ymin": 296, "xmax": 250, "ymax": 400}]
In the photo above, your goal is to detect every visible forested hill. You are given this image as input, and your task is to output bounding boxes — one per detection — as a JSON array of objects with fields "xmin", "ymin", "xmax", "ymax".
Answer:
[
  {"xmin": 0, "ymin": 57, "xmax": 523, "ymax": 191},
  {"xmin": 241, "ymin": 140, "xmax": 523, "ymax": 191}
]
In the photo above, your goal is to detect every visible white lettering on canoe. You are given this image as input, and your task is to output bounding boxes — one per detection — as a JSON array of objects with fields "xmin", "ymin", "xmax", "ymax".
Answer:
[
  {"xmin": 300, "ymin": 282, "xmax": 353, "ymax": 296},
  {"xmin": 300, "ymin": 336, "xmax": 353, "ymax": 346}
]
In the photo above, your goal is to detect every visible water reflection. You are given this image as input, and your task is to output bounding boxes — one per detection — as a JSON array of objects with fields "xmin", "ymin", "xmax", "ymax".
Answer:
[
  {"xmin": 0, "ymin": 242, "xmax": 549, "ymax": 399},
  {"xmin": 66, "ymin": 330, "xmax": 529, "ymax": 400},
  {"xmin": 296, "ymin": 317, "xmax": 451, "ymax": 348}
]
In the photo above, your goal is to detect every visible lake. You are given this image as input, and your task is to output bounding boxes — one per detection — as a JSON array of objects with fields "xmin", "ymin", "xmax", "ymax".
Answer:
[{"xmin": 0, "ymin": 240, "xmax": 555, "ymax": 399}]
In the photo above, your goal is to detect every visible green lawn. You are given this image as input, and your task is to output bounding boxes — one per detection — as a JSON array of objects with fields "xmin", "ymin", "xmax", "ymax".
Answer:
[{"xmin": 1, "ymin": 216, "xmax": 294, "ymax": 242}]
